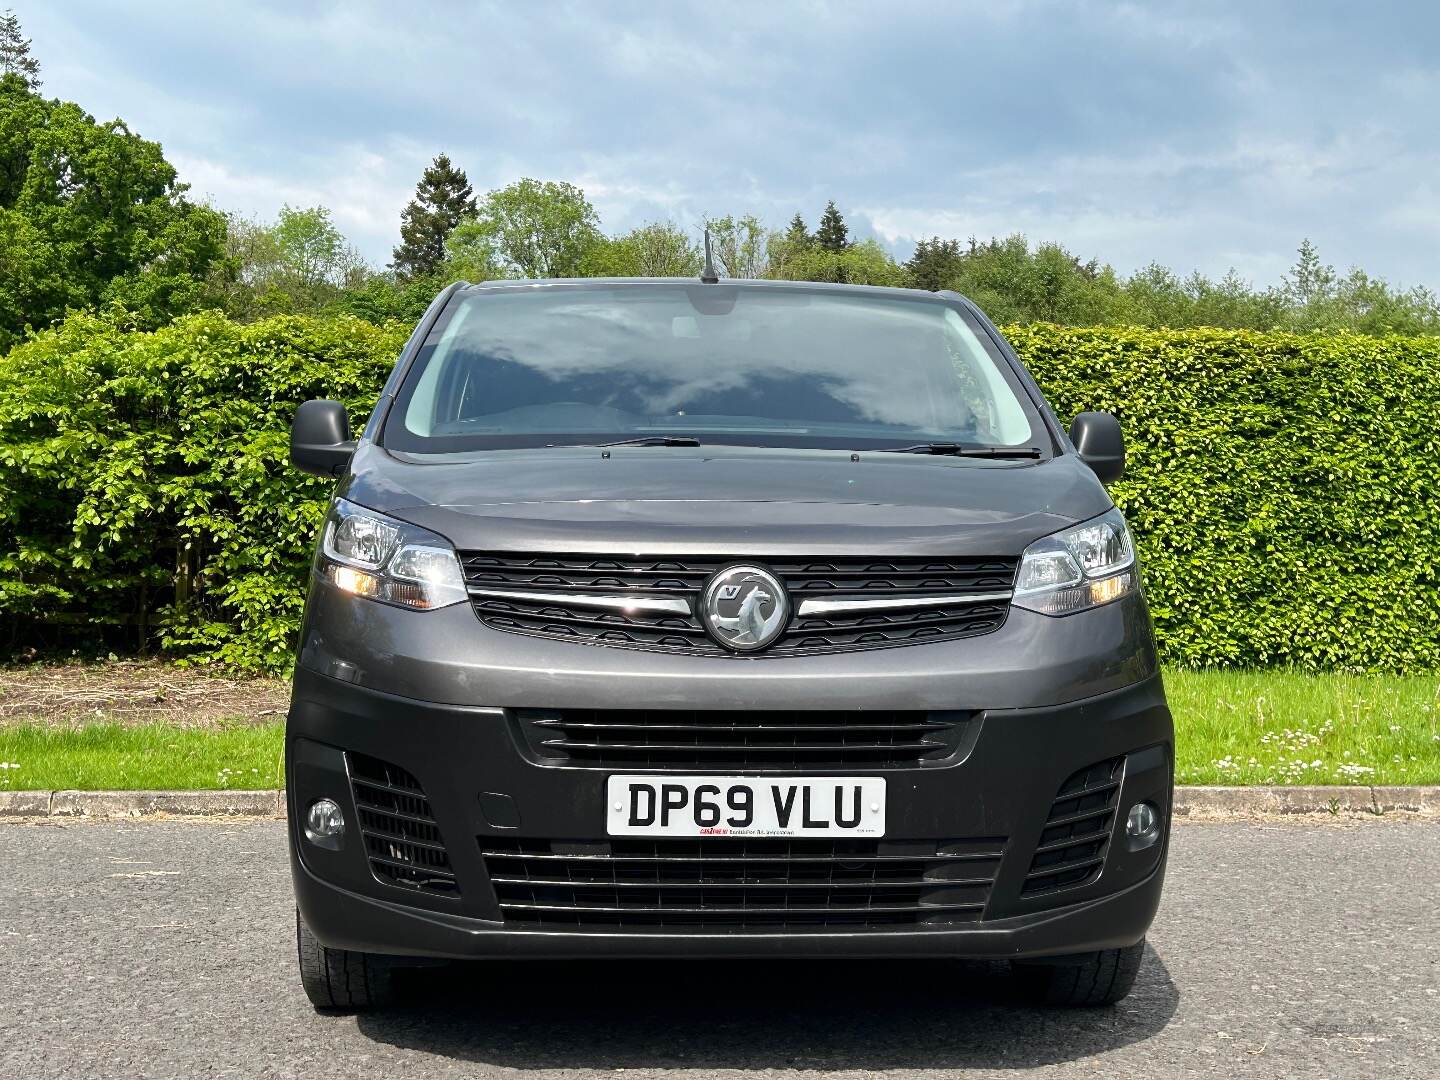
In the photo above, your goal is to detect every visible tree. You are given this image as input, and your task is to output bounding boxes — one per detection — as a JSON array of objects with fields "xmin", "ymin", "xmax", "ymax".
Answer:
[
  {"xmin": 0, "ymin": 9, "xmax": 39, "ymax": 90},
  {"xmin": 905, "ymin": 236, "xmax": 965, "ymax": 291},
  {"xmin": 942, "ymin": 234, "xmax": 1126, "ymax": 325},
  {"xmin": 391, "ymin": 154, "xmax": 475, "ymax": 279},
  {"xmin": 1281, "ymin": 239, "xmax": 1334, "ymax": 310},
  {"xmin": 272, "ymin": 205, "xmax": 365, "ymax": 291},
  {"xmin": 815, "ymin": 200, "xmax": 850, "ymax": 252},
  {"xmin": 703, "ymin": 214, "xmax": 769, "ymax": 279},
  {"xmin": 1121, "ymin": 264, "xmax": 1285, "ymax": 330},
  {"xmin": 582, "ymin": 221, "xmax": 701, "ymax": 277},
  {"xmin": 770, "ymin": 239, "xmax": 908, "ymax": 287},
  {"xmin": 442, "ymin": 218, "xmax": 505, "ymax": 283},
  {"xmin": 333, "ymin": 273, "xmax": 442, "ymax": 324},
  {"xmin": 0, "ymin": 75, "xmax": 226, "ymax": 350},
  {"xmin": 205, "ymin": 212, "xmax": 280, "ymax": 318},
  {"xmin": 209, "ymin": 205, "xmax": 367, "ymax": 318},
  {"xmin": 785, "ymin": 213, "xmax": 811, "ymax": 248},
  {"xmin": 766, "ymin": 213, "xmax": 815, "ymax": 278},
  {"xmin": 1274, "ymin": 240, "xmax": 1440, "ymax": 335},
  {"xmin": 461, "ymin": 178, "xmax": 603, "ymax": 278}
]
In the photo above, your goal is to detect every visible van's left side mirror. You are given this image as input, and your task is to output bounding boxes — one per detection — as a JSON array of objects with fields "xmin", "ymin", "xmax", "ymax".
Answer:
[
  {"xmin": 1070, "ymin": 411, "xmax": 1125, "ymax": 484},
  {"xmin": 290, "ymin": 399, "xmax": 356, "ymax": 477}
]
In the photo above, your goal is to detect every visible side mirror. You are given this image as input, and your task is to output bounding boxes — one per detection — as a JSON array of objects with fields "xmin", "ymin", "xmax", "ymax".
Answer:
[
  {"xmin": 290, "ymin": 399, "xmax": 355, "ymax": 477},
  {"xmin": 1069, "ymin": 411, "xmax": 1124, "ymax": 484}
]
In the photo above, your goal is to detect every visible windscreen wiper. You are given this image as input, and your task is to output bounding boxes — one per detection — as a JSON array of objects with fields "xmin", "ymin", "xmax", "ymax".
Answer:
[
  {"xmin": 576, "ymin": 435, "xmax": 702, "ymax": 448},
  {"xmin": 874, "ymin": 443, "xmax": 1043, "ymax": 458}
]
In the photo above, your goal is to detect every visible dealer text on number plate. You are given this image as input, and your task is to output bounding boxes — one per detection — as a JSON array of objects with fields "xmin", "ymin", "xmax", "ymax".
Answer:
[{"xmin": 606, "ymin": 775, "xmax": 886, "ymax": 837}]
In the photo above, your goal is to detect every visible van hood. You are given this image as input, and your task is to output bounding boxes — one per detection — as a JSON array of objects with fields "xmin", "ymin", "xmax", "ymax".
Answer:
[{"xmin": 338, "ymin": 443, "xmax": 1113, "ymax": 557}]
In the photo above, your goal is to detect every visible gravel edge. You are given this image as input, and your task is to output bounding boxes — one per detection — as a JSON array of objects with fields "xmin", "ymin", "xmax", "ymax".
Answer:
[{"xmin": 0, "ymin": 785, "xmax": 1436, "ymax": 820}]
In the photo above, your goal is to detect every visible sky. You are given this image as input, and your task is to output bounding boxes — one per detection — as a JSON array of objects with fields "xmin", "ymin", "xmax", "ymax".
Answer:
[{"xmin": 24, "ymin": 1, "xmax": 1440, "ymax": 289}]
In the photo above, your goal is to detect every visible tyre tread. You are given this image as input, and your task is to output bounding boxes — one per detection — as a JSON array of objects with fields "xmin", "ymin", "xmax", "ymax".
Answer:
[
  {"xmin": 1016, "ymin": 939, "xmax": 1145, "ymax": 1007},
  {"xmin": 296, "ymin": 910, "xmax": 393, "ymax": 1012}
]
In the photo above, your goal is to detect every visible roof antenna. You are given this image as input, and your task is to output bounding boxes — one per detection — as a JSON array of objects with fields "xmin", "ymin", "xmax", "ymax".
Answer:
[{"xmin": 700, "ymin": 227, "xmax": 720, "ymax": 284}]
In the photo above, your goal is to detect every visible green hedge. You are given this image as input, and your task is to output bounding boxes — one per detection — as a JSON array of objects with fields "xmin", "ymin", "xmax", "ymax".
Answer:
[
  {"xmin": 0, "ymin": 312, "xmax": 404, "ymax": 669},
  {"xmin": 2, "ymin": 313, "xmax": 1438, "ymax": 672},
  {"xmin": 1010, "ymin": 325, "xmax": 1440, "ymax": 671}
]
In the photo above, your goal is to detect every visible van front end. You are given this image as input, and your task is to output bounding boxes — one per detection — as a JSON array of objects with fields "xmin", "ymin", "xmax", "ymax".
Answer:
[
  {"xmin": 286, "ymin": 279, "xmax": 1173, "ymax": 1010},
  {"xmin": 286, "ymin": 516, "xmax": 1171, "ymax": 964}
]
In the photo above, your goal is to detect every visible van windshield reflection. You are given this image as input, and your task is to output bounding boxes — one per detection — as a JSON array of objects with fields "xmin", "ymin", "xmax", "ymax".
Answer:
[{"xmin": 384, "ymin": 284, "xmax": 1044, "ymax": 454}]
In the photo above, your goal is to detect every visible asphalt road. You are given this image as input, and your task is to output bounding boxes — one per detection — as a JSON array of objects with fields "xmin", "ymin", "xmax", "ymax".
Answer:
[{"xmin": 1, "ymin": 818, "xmax": 1436, "ymax": 1079}]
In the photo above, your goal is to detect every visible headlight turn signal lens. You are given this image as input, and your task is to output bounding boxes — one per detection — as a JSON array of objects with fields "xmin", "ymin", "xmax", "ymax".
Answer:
[
  {"xmin": 1012, "ymin": 508, "xmax": 1138, "ymax": 616},
  {"xmin": 318, "ymin": 499, "xmax": 467, "ymax": 610},
  {"xmin": 325, "ymin": 563, "xmax": 382, "ymax": 598}
]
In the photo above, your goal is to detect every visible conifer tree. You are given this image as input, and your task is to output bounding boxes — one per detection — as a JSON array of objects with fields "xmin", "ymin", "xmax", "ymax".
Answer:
[
  {"xmin": 905, "ymin": 236, "xmax": 965, "ymax": 291},
  {"xmin": 391, "ymin": 154, "xmax": 476, "ymax": 279},
  {"xmin": 815, "ymin": 200, "xmax": 850, "ymax": 252},
  {"xmin": 785, "ymin": 212, "xmax": 811, "ymax": 248},
  {"xmin": 0, "ymin": 8, "xmax": 41, "ymax": 88}
]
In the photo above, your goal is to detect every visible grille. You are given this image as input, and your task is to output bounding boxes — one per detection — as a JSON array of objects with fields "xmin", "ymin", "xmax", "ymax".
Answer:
[
  {"xmin": 480, "ymin": 836, "xmax": 1005, "ymax": 929},
  {"xmin": 461, "ymin": 552, "xmax": 1017, "ymax": 656},
  {"xmin": 1022, "ymin": 757, "xmax": 1123, "ymax": 897},
  {"xmin": 514, "ymin": 708, "xmax": 975, "ymax": 769},
  {"xmin": 347, "ymin": 752, "xmax": 460, "ymax": 897}
]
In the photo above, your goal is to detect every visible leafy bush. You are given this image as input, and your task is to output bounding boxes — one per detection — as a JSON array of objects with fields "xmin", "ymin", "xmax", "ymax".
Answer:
[
  {"xmin": 0, "ymin": 311, "xmax": 405, "ymax": 669},
  {"xmin": 3, "ymin": 314, "xmax": 1438, "ymax": 673},
  {"xmin": 1009, "ymin": 325, "xmax": 1440, "ymax": 671}
]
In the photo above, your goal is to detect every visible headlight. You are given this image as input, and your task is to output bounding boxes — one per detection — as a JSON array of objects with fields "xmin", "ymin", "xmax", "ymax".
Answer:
[
  {"xmin": 318, "ymin": 498, "xmax": 467, "ymax": 610},
  {"xmin": 1012, "ymin": 507, "xmax": 1137, "ymax": 616}
]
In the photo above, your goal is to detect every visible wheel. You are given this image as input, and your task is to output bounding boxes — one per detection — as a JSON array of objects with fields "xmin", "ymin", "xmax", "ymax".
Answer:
[
  {"xmin": 295, "ymin": 909, "xmax": 395, "ymax": 1012},
  {"xmin": 1013, "ymin": 939, "xmax": 1146, "ymax": 1007}
]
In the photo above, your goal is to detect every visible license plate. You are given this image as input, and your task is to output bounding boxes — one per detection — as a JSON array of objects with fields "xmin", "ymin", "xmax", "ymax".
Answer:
[{"xmin": 606, "ymin": 775, "xmax": 886, "ymax": 837}]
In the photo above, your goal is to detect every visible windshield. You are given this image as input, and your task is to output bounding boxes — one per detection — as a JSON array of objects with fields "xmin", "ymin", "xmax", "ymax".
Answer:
[{"xmin": 383, "ymin": 283, "xmax": 1043, "ymax": 454}]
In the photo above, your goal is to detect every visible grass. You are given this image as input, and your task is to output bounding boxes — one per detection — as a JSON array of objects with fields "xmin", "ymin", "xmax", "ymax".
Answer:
[
  {"xmin": 1168, "ymin": 669, "xmax": 1439, "ymax": 786},
  {"xmin": 0, "ymin": 721, "xmax": 284, "ymax": 791},
  {"xmin": 0, "ymin": 670, "xmax": 1436, "ymax": 790}
]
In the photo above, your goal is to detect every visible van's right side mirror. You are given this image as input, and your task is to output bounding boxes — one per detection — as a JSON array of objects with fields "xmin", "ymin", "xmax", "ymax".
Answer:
[
  {"xmin": 1069, "ymin": 411, "xmax": 1125, "ymax": 484},
  {"xmin": 290, "ymin": 399, "xmax": 356, "ymax": 477}
]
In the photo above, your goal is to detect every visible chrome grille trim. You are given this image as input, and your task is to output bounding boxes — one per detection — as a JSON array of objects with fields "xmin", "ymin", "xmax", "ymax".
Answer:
[
  {"xmin": 467, "ymin": 587, "xmax": 692, "ymax": 616},
  {"xmin": 796, "ymin": 591, "xmax": 1013, "ymax": 616},
  {"xmin": 460, "ymin": 552, "xmax": 1018, "ymax": 655}
]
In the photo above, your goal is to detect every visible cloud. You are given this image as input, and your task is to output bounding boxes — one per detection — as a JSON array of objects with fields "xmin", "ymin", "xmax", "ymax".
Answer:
[
  {"xmin": 22, "ymin": 0, "xmax": 1440, "ymax": 288},
  {"xmin": 172, "ymin": 141, "xmax": 434, "ymax": 261}
]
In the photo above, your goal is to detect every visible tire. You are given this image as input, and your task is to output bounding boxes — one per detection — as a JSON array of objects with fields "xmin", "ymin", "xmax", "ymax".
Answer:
[
  {"xmin": 1013, "ymin": 939, "xmax": 1146, "ymax": 1007},
  {"xmin": 296, "ymin": 909, "xmax": 395, "ymax": 1012}
]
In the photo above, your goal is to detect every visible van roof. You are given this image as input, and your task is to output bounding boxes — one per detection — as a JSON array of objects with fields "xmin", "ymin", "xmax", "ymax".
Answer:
[{"xmin": 457, "ymin": 276, "xmax": 971, "ymax": 306}]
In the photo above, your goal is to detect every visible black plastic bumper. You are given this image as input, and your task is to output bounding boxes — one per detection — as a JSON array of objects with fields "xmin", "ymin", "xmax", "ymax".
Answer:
[{"xmin": 288, "ymin": 670, "xmax": 1172, "ymax": 961}]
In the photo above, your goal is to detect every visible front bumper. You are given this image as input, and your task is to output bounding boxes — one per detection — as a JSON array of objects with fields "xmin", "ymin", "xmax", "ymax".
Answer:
[{"xmin": 288, "ymin": 667, "xmax": 1172, "ymax": 961}]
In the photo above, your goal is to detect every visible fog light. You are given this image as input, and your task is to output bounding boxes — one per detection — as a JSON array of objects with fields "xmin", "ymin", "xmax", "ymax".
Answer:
[
  {"xmin": 1125, "ymin": 801, "xmax": 1161, "ymax": 846},
  {"xmin": 305, "ymin": 798, "xmax": 345, "ymax": 842}
]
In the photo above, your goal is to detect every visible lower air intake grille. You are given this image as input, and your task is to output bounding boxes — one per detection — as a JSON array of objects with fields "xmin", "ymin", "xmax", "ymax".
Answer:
[
  {"xmin": 347, "ymin": 752, "xmax": 460, "ymax": 897},
  {"xmin": 513, "ymin": 708, "xmax": 975, "ymax": 770},
  {"xmin": 1022, "ymin": 757, "xmax": 1123, "ymax": 897},
  {"xmin": 480, "ymin": 836, "xmax": 1004, "ymax": 929}
]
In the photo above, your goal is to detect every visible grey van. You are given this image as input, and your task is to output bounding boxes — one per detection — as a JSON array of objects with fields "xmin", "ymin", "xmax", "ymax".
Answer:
[{"xmin": 286, "ymin": 276, "xmax": 1172, "ymax": 1011}]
